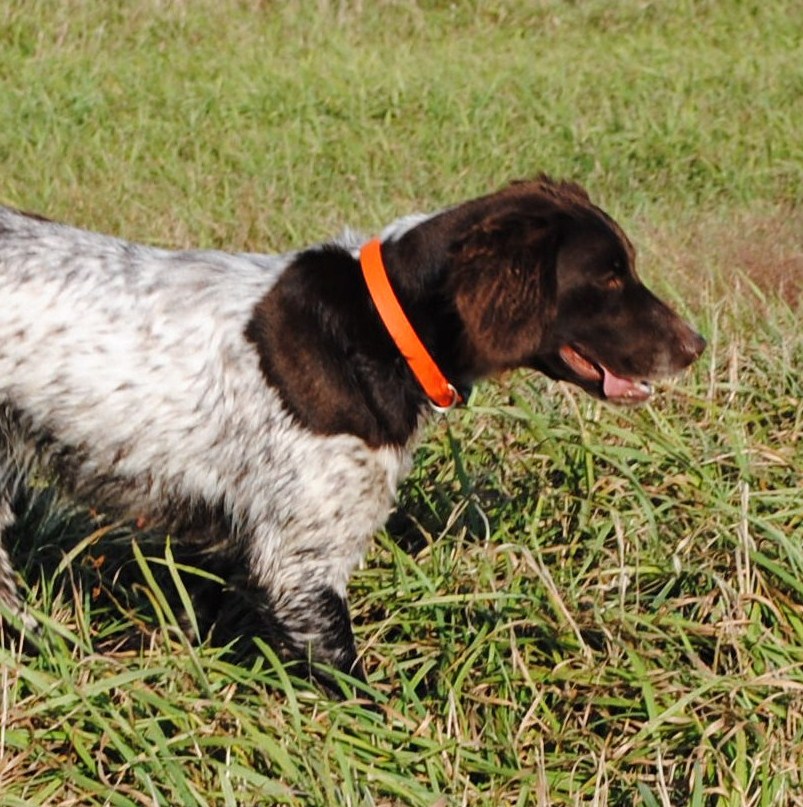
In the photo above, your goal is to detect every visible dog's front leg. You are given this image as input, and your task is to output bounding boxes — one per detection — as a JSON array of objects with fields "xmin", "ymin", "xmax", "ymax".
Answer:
[
  {"xmin": 214, "ymin": 540, "xmax": 365, "ymax": 689},
  {"xmin": 270, "ymin": 582, "xmax": 363, "ymax": 684}
]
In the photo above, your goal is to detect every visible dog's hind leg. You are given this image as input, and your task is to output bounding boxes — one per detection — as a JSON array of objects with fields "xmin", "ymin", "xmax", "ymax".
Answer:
[{"xmin": 0, "ymin": 497, "xmax": 37, "ymax": 633}]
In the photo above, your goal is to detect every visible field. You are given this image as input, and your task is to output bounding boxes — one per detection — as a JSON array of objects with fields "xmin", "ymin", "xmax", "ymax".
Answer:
[{"xmin": 1, "ymin": 1, "xmax": 801, "ymax": 805}]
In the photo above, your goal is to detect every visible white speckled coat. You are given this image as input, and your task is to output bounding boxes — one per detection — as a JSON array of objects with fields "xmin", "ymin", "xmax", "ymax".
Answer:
[{"xmin": 0, "ymin": 207, "xmax": 412, "ymax": 673}]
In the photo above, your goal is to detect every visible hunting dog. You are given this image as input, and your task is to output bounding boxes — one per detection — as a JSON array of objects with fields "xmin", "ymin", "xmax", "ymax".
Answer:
[{"xmin": 0, "ymin": 177, "xmax": 705, "ymax": 680}]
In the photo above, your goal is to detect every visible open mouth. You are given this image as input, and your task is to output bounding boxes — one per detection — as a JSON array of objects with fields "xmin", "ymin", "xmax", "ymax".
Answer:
[{"xmin": 559, "ymin": 344, "xmax": 653, "ymax": 404}]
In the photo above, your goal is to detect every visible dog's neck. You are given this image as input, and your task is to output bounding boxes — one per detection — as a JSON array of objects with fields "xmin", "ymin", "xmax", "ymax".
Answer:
[
  {"xmin": 245, "ymin": 244, "xmax": 437, "ymax": 448},
  {"xmin": 359, "ymin": 238, "xmax": 461, "ymax": 411}
]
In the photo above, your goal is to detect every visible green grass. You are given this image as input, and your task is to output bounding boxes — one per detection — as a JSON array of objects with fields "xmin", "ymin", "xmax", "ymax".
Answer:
[{"xmin": 1, "ymin": 1, "xmax": 801, "ymax": 804}]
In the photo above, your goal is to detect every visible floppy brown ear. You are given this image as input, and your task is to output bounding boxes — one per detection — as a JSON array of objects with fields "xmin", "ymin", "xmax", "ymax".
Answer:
[{"xmin": 448, "ymin": 212, "xmax": 559, "ymax": 371}]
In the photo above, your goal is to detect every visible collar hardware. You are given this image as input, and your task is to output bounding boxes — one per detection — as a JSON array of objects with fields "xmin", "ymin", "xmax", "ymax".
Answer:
[{"xmin": 428, "ymin": 383, "xmax": 460, "ymax": 413}]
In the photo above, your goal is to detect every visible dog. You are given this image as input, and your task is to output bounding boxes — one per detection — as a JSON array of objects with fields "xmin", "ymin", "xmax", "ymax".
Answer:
[{"xmin": 0, "ymin": 176, "xmax": 705, "ymax": 680}]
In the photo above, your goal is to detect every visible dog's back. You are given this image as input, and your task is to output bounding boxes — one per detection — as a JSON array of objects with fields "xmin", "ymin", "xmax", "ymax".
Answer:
[{"xmin": 0, "ymin": 208, "xmax": 288, "ymax": 519}]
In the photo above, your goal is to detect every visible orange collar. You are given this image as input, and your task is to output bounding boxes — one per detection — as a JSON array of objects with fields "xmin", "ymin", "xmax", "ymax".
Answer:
[{"xmin": 359, "ymin": 238, "xmax": 461, "ymax": 411}]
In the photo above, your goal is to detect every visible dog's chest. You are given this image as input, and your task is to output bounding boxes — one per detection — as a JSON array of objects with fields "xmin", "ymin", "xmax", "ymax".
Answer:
[{"xmin": 243, "ymin": 422, "xmax": 413, "ymax": 589}]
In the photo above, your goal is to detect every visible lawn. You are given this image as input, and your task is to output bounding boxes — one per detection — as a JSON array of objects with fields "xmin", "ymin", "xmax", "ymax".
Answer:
[{"xmin": 0, "ymin": 1, "xmax": 801, "ymax": 805}]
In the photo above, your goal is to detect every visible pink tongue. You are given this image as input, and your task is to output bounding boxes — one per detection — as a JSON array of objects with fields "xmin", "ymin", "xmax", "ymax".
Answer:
[{"xmin": 602, "ymin": 367, "xmax": 639, "ymax": 399}]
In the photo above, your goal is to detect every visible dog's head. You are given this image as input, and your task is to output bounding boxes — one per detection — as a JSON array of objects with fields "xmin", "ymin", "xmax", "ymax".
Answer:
[
  {"xmin": 530, "ymin": 206, "xmax": 706, "ymax": 404},
  {"xmin": 389, "ymin": 176, "xmax": 705, "ymax": 404}
]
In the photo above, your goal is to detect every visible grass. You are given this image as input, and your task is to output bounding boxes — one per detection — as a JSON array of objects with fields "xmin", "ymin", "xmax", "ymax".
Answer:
[{"xmin": 0, "ymin": 0, "xmax": 801, "ymax": 804}]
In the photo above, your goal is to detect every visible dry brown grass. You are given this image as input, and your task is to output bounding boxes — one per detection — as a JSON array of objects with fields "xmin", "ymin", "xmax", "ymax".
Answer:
[{"xmin": 643, "ymin": 207, "xmax": 803, "ymax": 310}]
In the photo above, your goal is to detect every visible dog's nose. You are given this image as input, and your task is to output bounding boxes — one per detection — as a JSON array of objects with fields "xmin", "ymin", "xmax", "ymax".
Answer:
[{"xmin": 680, "ymin": 329, "xmax": 707, "ymax": 365}]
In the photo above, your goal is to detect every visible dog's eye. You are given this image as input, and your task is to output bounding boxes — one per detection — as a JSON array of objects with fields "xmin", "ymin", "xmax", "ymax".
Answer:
[{"xmin": 601, "ymin": 273, "xmax": 624, "ymax": 291}]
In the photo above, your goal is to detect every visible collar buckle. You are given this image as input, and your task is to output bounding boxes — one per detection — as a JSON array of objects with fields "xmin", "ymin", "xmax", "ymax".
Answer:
[{"xmin": 428, "ymin": 383, "xmax": 460, "ymax": 413}]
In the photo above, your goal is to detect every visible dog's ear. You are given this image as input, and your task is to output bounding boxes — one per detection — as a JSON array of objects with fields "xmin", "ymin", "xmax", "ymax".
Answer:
[{"xmin": 448, "ymin": 211, "xmax": 559, "ymax": 370}]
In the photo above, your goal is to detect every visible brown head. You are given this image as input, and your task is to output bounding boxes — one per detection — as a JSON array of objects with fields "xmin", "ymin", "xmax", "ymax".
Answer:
[{"xmin": 383, "ymin": 176, "xmax": 706, "ymax": 405}]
